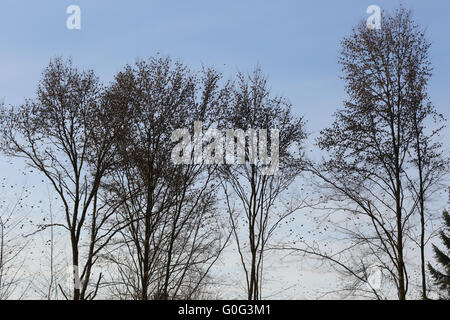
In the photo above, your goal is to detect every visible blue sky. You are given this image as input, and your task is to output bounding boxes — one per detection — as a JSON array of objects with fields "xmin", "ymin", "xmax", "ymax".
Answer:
[
  {"xmin": 0, "ymin": 0, "xmax": 448, "ymax": 299},
  {"xmin": 1, "ymin": 0, "xmax": 449, "ymax": 140}
]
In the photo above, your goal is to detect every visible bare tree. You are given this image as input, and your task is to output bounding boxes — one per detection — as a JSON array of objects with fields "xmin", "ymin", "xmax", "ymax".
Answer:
[
  {"xmin": 219, "ymin": 67, "xmax": 307, "ymax": 300},
  {"xmin": 101, "ymin": 56, "xmax": 229, "ymax": 300},
  {"xmin": 406, "ymin": 97, "xmax": 448, "ymax": 299},
  {"xmin": 0, "ymin": 58, "xmax": 125, "ymax": 300},
  {"xmin": 306, "ymin": 7, "xmax": 443, "ymax": 300},
  {"xmin": 0, "ymin": 182, "xmax": 33, "ymax": 300}
]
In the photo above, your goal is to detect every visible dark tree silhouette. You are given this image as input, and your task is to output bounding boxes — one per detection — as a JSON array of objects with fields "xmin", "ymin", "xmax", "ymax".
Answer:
[
  {"xmin": 102, "ymin": 56, "xmax": 229, "ymax": 300},
  {"xmin": 311, "ymin": 7, "xmax": 442, "ymax": 300},
  {"xmin": 219, "ymin": 67, "xmax": 307, "ymax": 300},
  {"xmin": 0, "ymin": 58, "xmax": 126, "ymax": 300}
]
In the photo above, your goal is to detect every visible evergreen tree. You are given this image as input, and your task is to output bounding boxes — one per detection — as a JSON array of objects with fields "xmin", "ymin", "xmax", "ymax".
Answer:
[{"xmin": 428, "ymin": 210, "xmax": 450, "ymax": 299}]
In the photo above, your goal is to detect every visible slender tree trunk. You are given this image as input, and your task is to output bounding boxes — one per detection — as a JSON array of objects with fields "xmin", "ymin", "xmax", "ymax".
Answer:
[
  {"xmin": 71, "ymin": 240, "xmax": 80, "ymax": 300},
  {"xmin": 394, "ymin": 113, "xmax": 407, "ymax": 300},
  {"xmin": 414, "ymin": 114, "xmax": 427, "ymax": 300},
  {"xmin": 419, "ymin": 197, "xmax": 426, "ymax": 299},
  {"xmin": 395, "ymin": 176, "xmax": 406, "ymax": 300}
]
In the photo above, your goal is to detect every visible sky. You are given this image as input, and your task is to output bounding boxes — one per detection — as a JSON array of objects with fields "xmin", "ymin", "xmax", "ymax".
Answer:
[
  {"xmin": 0, "ymin": 0, "xmax": 449, "ymax": 299},
  {"xmin": 0, "ymin": 0, "xmax": 449, "ymax": 138}
]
